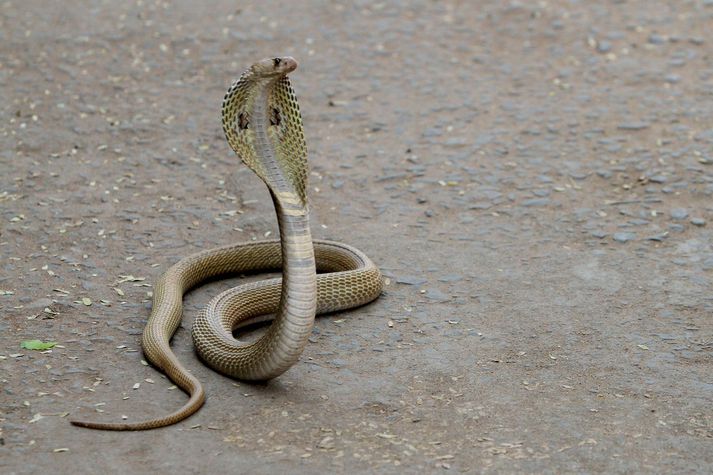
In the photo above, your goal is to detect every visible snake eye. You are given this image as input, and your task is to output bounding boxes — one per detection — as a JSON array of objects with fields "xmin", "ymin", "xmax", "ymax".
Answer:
[{"xmin": 273, "ymin": 57, "xmax": 282, "ymax": 67}]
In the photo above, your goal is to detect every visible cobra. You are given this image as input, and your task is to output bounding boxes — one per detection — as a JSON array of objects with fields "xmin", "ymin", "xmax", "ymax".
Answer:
[{"xmin": 71, "ymin": 57, "xmax": 383, "ymax": 430}]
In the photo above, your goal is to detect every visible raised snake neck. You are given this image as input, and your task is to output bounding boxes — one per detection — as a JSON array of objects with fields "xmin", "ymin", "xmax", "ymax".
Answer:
[{"xmin": 70, "ymin": 57, "xmax": 383, "ymax": 430}]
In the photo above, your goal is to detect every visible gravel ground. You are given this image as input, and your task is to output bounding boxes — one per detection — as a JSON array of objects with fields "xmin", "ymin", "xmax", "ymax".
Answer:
[{"xmin": 2, "ymin": 1, "xmax": 712, "ymax": 473}]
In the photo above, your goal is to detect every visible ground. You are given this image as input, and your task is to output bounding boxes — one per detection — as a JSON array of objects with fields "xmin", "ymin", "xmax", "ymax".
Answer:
[{"xmin": 1, "ymin": 0, "xmax": 712, "ymax": 473}]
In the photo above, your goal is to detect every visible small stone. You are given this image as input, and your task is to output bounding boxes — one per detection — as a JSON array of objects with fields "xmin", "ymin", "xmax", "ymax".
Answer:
[
  {"xmin": 668, "ymin": 224, "xmax": 685, "ymax": 233},
  {"xmin": 648, "ymin": 34, "xmax": 666, "ymax": 45},
  {"xmin": 444, "ymin": 137, "xmax": 467, "ymax": 147},
  {"xmin": 690, "ymin": 218, "xmax": 706, "ymax": 226},
  {"xmin": 647, "ymin": 233, "xmax": 668, "ymax": 242},
  {"xmin": 703, "ymin": 257, "xmax": 713, "ymax": 270},
  {"xmin": 522, "ymin": 198, "xmax": 550, "ymax": 207},
  {"xmin": 597, "ymin": 40, "xmax": 612, "ymax": 53},
  {"xmin": 617, "ymin": 122, "xmax": 650, "ymax": 131},
  {"xmin": 424, "ymin": 289, "xmax": 449, "ymax": 302},
  {"xmin": 649, "ymin": 175, "xmax": 667, "ymax": 184},
  {"xmin": 569, "ymin": 172, "xmax": 590, "ymax": 181},
  {"xmin": 664, "ymin": 74, "xmax": 681, "ymax": 84},
  {"xmin": 329, "ymin": 359, "xmax": 347, "ymax": 368},
  {"xmin": 613, "ymin": 232, "xmax": 636, "ymax": 243},
  {"xmin": 670, "ymin": 208, "xmax": 688, "ymax": 220},
  {"xmin": 396, "ymin": 276, "xmax": 427, "ymax": 286},
  {"xmin": 591, "ymin": 230, "xmax": 608, "ymax": 239},
  {"xmin": 596, "ymin": 40, "xmax": 612, "ymax": 53},
  {"xmin": 628, "ymin": 219, "xmax": 650, "ymax": 226}
]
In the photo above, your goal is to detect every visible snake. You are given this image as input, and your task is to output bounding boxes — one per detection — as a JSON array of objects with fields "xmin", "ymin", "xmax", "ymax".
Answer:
[{"xmin": 70, "ymin": 57, "xmax": 383, "ymax": 430}]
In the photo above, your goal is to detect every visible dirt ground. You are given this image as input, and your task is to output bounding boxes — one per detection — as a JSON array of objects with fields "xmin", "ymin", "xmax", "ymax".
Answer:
[{"xmin": 1, "ymin": 0, "xmax": 712, "ymax": 473}]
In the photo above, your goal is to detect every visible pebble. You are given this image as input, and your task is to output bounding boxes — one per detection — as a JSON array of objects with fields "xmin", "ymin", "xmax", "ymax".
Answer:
[
  {"xmin": 670, "ymin": 208, "xmax": 689, "ymax": 220},
  {"xmin": 591, "ymin": 230, "xmax": 608, "ymax": 239},
  {"xmin": 596, "ymin": 40, "xmax": 612, "ymax": 53},
  {"xmin": 376, "ymin": 173, "xmax": 407, "ymax": 182},
  {"xmin": 522, "ymin": 198, "xmax": 550, "ymax": 207},
  {"xmin": 647, "ymin": 233, "xmax": 668, "ymax": 242},
  {"xmin": 617, "ymin": 122, "xmax": 650, "ymax": 131},
  {"xmin": 424, "ymin": 289, "xmax": 449, "ymax": 302},
  {"xmin": 648, "ymin": 34, "xmax": 667, "ymax": 45},
  {"xmin": 329, "ymin": 358, "xmax": 347, "ymax": 368},
  {"xmin": 690, "ymin": 218, "xmax": 706, "ymax": 226},
  {"xmin": 703, "ymin": 257, "xmax": 713, "ymax": 270},
  {"xmin": 665, "ymin": 74, "xmax": 681, "ymax": 84},
  {"xmin": 570, "ymin": 173, "xmax": 589, "ymax": 181},
  {"xmin": 613, "ymin": 232, "xmax": 636, "ymax": 243},
  {"xmin": 396, "ymin": 276, "xmax": 427, "ymax": 286},
  {"xmin": 628, "ymin": 219, "xmax": 650, "ymax": 226}
]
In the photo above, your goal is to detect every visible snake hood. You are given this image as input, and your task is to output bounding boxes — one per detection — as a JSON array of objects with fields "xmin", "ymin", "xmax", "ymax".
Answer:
[{"xmin": 222, "ymin": 56, "xmax": 309, "ymax": 207}]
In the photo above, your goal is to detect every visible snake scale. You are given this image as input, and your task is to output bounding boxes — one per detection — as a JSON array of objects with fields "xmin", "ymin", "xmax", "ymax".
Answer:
[{"xmin": 70, "ymin": 57, "xmax": 383, "ymax": 430}]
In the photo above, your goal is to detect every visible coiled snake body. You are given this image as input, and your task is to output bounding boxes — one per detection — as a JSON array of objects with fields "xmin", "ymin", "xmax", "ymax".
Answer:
[{"xmin": 71, "ymin": 57, "xmax": 383, "ymax": 430}]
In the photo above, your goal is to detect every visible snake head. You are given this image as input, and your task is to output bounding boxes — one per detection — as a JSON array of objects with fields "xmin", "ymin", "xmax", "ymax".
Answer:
[{"xmin": 250, "ymin": 56, "xmax": 298, "ymax": 79}]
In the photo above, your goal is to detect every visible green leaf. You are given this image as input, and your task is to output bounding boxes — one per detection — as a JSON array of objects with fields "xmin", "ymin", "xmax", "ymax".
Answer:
[{"xmin": 20, "ymin": 340, "xmax": 57, "ymax": 350}]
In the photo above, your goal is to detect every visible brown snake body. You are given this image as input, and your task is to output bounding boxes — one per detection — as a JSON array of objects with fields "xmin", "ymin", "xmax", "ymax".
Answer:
[{"xmin": 71, "ymin": 57, "xmax": 383, "ymax": 430}]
